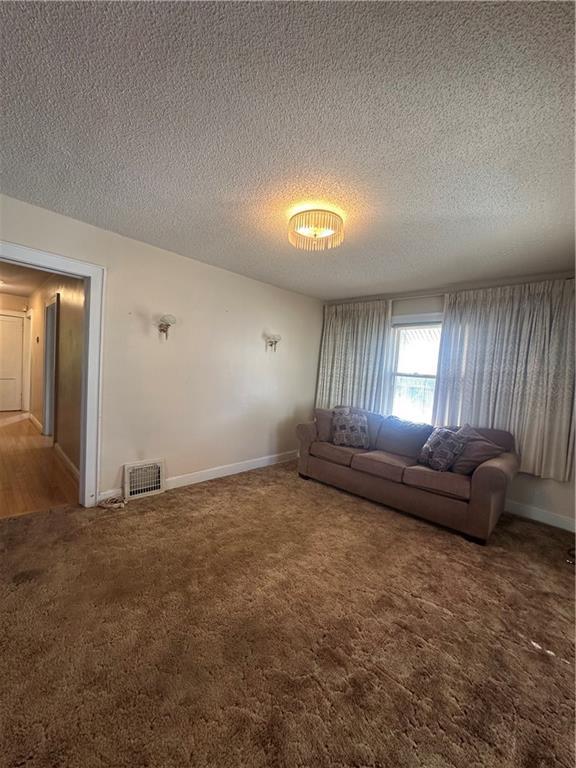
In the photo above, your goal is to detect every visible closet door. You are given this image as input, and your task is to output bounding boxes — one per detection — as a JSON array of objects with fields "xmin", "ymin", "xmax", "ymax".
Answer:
[{"xmin": 0, "ymin": 314, "xmax": 23, "ymax": 411}]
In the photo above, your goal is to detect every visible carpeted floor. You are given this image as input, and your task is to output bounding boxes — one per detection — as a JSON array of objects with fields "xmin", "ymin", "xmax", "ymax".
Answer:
[{"xmin": 0, "ymin": 462, "xmax": 573, "ymax": 768}]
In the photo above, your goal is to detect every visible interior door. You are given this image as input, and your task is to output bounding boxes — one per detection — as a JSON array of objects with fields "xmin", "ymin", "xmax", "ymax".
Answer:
[{"xmin": 0, "ymin": 314, "xmax": 24, "ymax": 411}]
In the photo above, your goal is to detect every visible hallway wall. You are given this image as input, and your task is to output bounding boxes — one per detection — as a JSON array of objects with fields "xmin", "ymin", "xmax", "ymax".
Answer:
[
  {"xmin": 0, "ymin": 292, "xmax": 28, "ymax": 311},
  {"xmin": 29, "ymin": 274, "xmax": 85, "ymax": 470}
]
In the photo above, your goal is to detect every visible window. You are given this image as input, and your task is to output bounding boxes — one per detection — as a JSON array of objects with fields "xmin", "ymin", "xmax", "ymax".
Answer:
[{"xmin": 391, "ymin": 324, "xmax": 441, "ymax": 424}]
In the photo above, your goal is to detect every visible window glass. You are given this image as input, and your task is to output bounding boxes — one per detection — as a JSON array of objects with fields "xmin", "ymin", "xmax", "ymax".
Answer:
[
  {"xmin": 392, "ymin": 325, "xmax": 441, "ymax": 423},
  {"xmin": 396, "ymin": 326, "xmax": 441, "ymax": 376}
]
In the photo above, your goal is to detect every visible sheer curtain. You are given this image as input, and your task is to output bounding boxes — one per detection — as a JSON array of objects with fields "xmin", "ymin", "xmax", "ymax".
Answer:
[
  {"xmin": 433, "ymin": 279, "xmax": 574, "ymax": 481},
  {"xmin": 316, "ymin": 299, "xmax": 391, "ymax": 412}
]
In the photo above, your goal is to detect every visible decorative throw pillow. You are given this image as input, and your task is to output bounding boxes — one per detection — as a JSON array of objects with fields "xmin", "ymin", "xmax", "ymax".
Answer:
[
  {"xmin": 419, "ymin": 427, "xmax": 470, "ymax": 471},
  {"xmin": 451, "ymin": 426, "xmax": 505, "ymax": 475},
  {"xmin": 332, "ymin": 409, "xmax": 370, "ymax": 449},
  {"xmin": 350, "ymin": 408, "xmax": 384, "ymax": 449}
]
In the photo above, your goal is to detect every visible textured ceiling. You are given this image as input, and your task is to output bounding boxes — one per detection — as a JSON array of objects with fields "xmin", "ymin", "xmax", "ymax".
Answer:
[
  {"xmin": 0, "ymin": 1, "xmax": 573, "ymax": 299},
  {"xmin": 0, "ymin": 262, "xmax": 52, "ymax": 297}
]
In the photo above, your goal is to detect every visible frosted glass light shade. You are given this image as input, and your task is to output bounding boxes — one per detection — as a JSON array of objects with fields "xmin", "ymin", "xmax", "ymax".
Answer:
[{"xmin": 288, "ymin": 209, "xmax": 344, "ymax": 251}]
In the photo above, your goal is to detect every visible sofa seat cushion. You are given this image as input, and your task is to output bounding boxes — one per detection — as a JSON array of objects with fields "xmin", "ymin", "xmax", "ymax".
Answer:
[
  {"xmin": 351, "ymin": 451, "xmax": 417, "ymax": 483},
  {"xmin": 403, "ymin": 465, "xmax": 471, "ymax": 500},
  {"xmin": 309, "ymin": 441, "xmax": 367, "ymax": 467}
]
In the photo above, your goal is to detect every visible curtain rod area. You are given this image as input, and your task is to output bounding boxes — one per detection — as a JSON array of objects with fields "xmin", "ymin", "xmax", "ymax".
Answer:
[{"xmin": 325, "ymin": 271, "xmax": 574, "ymax": 305}]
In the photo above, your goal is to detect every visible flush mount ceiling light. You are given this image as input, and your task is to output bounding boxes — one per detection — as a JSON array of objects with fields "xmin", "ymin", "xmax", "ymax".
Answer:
[{"xmin": 288, "ymin": 209, "xmax": 344, "ymax": 251}]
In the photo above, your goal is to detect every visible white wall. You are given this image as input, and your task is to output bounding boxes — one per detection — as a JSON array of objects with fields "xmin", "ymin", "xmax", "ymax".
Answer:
[
  {"xmin": 507, "ymin": 474, "xmax": 575, "ymax": 532},
  {"xmin": 0, "ymin": 194, "xmax": 323, "ymax": 493}
]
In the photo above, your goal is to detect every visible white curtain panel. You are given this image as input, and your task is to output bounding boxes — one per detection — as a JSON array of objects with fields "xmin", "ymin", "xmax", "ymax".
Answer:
[
  {"xmin": 316, "ymin": 299, "xmax": 390, "ymax": 412},
  {"xmin": 433, "ymin": 279, "xmax": 575, "ymax": 481}
]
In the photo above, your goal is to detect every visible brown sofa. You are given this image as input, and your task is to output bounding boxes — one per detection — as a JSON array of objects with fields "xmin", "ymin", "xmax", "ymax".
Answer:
[{"xmin": 296, "ymin": 409, "xmax": 520, "ymax": 542}]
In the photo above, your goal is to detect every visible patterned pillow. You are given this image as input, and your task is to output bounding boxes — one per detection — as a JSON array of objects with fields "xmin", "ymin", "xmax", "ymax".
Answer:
[
  {"xmin": 332, "ymin": 410, "xmax": 370, "ymax": 449},
  {"xmin": 419, "ymin": 427, "xmax": 470, "ymax": 471}
]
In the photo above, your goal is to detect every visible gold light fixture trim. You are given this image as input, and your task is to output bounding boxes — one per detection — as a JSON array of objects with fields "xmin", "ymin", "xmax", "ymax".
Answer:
[{"xmin": 288, "ymin": 209, "xmax": 344, "ymax": 251}]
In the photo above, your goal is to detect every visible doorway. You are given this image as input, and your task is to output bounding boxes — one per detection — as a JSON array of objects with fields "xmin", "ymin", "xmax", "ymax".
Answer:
[
  {"xmin": 0, "ymin": 242, "xmax": 103, "ymax": 509},
  {"xmin": 0, "ymin": 266, "xmax": 85, "ymax": 518}
]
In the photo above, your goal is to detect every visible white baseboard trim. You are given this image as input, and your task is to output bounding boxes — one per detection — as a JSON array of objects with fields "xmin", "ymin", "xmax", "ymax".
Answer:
[
  {"xmin": 166, "ymin": 450, "xmax": 297, "ymax": 490},
  {"xmin": 29, "ymin": 413, "xmax": 43, "ymax": 433},
  {"xmin": 54, "ymin": 442, "xmax": 80, "ymax": 479},
  {"xmin": 506, "ymin": 499, "xmax": 575, "ymax": 533},
  {"xmin": 97, "ymin": 450, "xmax": 297, "ymax": 503}
]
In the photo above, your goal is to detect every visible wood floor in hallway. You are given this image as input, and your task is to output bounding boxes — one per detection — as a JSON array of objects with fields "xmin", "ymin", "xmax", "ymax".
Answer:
[{"xmin": 0, "ymin": 412, "xmax": 78, "ymax": 519}]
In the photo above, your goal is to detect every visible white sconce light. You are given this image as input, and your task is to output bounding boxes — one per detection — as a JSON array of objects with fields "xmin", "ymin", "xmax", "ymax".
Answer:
[
  {"xmin": 265, "ymin": 333, "xmax": 281, "ymax": 352},
  {"xmin": 158, "ymin": 314, "xmax": 177, "ymax": 338}
]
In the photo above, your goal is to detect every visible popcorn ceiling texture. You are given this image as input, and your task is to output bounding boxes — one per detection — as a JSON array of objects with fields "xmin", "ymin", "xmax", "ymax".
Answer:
[{"xmin": 0, "ymin": 1, "xmax": 573, "ymax": 299}]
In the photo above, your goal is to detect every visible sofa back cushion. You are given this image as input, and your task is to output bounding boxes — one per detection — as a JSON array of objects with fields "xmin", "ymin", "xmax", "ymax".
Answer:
[
  {"xmin": 450, "ymin": 428, "xmax": 506, "ymax": 475},
  {"xmin": 351, "ymin": 408, "xmax": 384, "ymax": 449},
  {"xmin": 446, "ymin": 425, "xmax": 515, "ymax": 453},
  {"xmin": 314, "ymin": 409, "xmax": 333, "ymax": 442},
  {"xmin": 376, "ymin": 416, "xmax": 434, "ymax": 458},
  {"xmin": 469, "ymin": 428, "xmax": 515, "ymax": 453}
]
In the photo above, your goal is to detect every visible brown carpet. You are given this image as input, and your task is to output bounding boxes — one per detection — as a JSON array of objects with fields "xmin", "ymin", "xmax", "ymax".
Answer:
[{"xmin": 0, "ymin": 462, "xmax": 573, "ymax": 768}]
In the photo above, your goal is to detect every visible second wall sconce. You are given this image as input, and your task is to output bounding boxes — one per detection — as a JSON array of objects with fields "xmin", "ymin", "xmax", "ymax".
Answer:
[
  {"xmin": 265, "ymin": 333, "xmax": 281, "ymax": 352},
  {"xmin": 158, "ymin": 314, "xmax": 177, "ymax": 339}
]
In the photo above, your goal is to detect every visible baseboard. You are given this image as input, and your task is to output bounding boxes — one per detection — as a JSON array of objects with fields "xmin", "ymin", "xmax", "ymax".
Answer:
[
  {"xmin": 97, "ymin": 450, "xmax": 297, "ymax": 503},
  {"xmin": 166, "ymin": 450, "xmax": 297, "ymax": 490},
  {"xmin": 506, "ymin": 499, "xmax": 575, "ymax": 533},
  {"xmin": 54, "ymin": 442, "xmax": 80, "ymax": 479},
  {"xmin": 29, "ymin": 413, "xmax": 43, "ymax": 433}
]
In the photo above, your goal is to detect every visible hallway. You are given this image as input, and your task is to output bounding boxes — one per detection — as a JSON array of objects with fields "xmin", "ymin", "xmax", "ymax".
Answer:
[{"xmin": 0, "ymin": 412, "xmax": 78, "ymax": 519}]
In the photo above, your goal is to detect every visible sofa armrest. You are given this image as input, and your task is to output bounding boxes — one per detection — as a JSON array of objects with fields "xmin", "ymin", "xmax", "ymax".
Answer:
[
  {"xmin": 472, "ymin": 452, "xmax": 520, "ymax": 491},
  {"xmin": 467, "ymin": 452, "xmax": 520, "ymax": 540},
  {"xmin": 296, "ymin": 421, "xmax": 318, "ymax": 453},
  {"xmin": 296, "ymin": 421, "xmax": 318, "ymax": 476}
]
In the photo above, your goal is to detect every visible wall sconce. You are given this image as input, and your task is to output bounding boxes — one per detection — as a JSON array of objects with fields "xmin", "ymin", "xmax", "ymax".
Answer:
[
  {"xmin": 265, "ymin": 333, "xmax": 281, "ymax": 352},
  {"xmin": 158, "ymin": 314, "xmax": 177, "ymax": 338}
]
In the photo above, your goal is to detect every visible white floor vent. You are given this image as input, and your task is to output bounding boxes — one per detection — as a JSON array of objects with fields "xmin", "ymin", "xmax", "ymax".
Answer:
[{"xmin": 123, "ymin": 459, "xmax": 166, "ymax": 500}]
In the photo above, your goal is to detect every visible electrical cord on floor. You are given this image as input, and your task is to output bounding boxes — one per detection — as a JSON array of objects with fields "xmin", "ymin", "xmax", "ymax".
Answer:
[{"xmin": 98, "ymin": 496, "xmax": 126, "ymax": 510}]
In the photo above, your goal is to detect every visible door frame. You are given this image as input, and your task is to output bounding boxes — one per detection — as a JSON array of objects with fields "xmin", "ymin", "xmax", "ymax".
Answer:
[
  {"xmin": 23, "ymin": 306, "xmax": 32, "ymax": 412},
  {"xmin": 0, "ymin": 241, "xmax": 104, "ymax": 507},
  {"xmin": 42, "ymin": 295, "xmax": 59, "ymax": 437}
]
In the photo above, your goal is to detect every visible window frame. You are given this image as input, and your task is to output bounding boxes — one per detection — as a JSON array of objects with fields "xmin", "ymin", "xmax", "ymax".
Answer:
[{"xmin": 390, "ymin": 321, "xmax": 442, "ymax": 422}]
